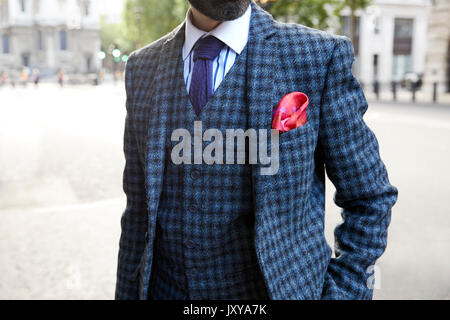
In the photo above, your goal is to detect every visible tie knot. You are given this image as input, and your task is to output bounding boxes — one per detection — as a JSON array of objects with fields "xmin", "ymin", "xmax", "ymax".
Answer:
[{"xmin": 193, "ymin": 36, "xmax": 225, "ymax": 62}]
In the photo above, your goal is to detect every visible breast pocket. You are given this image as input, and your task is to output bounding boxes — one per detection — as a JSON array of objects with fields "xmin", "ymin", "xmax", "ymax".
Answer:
[
  {"xmin": 260, "ymin": 121, "xmax": 316, "ymax": 206},
  {"xmin": 278, "ymin": 121, "xmax": 313, "ymax": 146}
]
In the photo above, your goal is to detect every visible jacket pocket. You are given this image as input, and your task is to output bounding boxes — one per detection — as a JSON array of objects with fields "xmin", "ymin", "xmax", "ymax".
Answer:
[
  {"xmin": 126, "ymin": 249, "xmax": 146, "ymax": 282},
  {"xmin": 321, "ymin": 272, "xmax": 346, "ymax": 300},
  {"xmin": 278, "ymin": 121, "xmax": 312, "ymax": 146}
]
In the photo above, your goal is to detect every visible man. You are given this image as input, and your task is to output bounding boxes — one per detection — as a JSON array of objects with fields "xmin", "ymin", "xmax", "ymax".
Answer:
[{"xmin": 115, "ymin": 0, "xmax": 398, "ymax": 300}]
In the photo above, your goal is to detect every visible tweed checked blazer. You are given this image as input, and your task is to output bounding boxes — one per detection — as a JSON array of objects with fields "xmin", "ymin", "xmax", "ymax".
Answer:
[{"xmin": 115, "ymin": 1, "xmax": 398, "ymax": 300}]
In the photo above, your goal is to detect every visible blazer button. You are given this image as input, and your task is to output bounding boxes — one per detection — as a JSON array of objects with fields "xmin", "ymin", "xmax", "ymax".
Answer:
[
  {"xmin": 188, "ymin": 268, "xmax": 198, "ymax": 276},
  {"xmin": 188, "ymin": 205, "xmax": 198, "ymax": 213},
  {"xmin": 185, "ymin": 240, "xmax": 197, "ymax": 249},
  {"xmin": 190, "ymin": 169, "xmax": 201, "ymax": 180}
]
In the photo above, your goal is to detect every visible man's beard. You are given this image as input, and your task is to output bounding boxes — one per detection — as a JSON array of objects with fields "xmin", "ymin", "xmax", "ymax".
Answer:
[{"xmin": 188, "ymin": 0, "xmax": 251, "ymax": 22}]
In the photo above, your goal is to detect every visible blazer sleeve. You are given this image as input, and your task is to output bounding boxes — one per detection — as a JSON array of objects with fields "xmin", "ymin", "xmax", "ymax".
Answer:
[
  {"xmin": 318, "ymin": 38, "xmax": 398, "ymax": 300},
  {"xmin": 115, "ymin": 53, "xmax": 148, "ymax": 300}
]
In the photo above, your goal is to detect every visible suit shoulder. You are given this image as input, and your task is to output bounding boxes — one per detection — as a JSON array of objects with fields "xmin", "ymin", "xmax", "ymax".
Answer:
[
  {"xmin": 273, "ymin": 21, "xmax": 349, "ymax": 53},
  {"xmin": 128, "ymin": 23, "xmax": 183, "ymax": 66}
]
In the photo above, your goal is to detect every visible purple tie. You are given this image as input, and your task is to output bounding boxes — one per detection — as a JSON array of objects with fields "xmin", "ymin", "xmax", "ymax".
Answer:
[{"xmin": 189, "ymin": 36, "xmax": 225, "ymax": 115}]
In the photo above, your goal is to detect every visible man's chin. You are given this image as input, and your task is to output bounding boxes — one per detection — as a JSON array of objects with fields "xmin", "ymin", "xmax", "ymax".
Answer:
[{"xmin": 189, "ymin": 0, "xmax": 251, "ymax": 22}]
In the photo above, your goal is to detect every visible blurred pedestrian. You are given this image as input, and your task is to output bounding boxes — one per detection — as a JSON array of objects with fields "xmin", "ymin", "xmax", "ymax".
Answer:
[
  {"xmin": 58, "ymin": 69, "xmax": 65, "ymax": 87},
  {"xmin": 1, "ymin": 72, "xmax": 7, "ymax": 87},
  {"xmin": 113, "ymin": 70, "xmax": 121, "ymax": 84},
  {"xmin": 33, "ymin": 69, "xmax": 40, "ymax": 87},
  {"xmin": 20, "ymin": 68, "xmax": 29, "ymax": 87},
  {"xmin": 10, "ymin": 71, "xmax": 16, "ymax": 88},
  {"xmin": 98, "ymin": 70, "xmax": 104, "ymax": 85}
]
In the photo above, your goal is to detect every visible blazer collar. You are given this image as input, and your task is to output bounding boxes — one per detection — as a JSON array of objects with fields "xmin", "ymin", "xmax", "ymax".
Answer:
[
  {"xmin": 164, "ymin": 1, "xmax": 277, "ymax": 48},
  {"xmin": 248, "ymin": 0, "xmax": 277, "ymax": 40}
]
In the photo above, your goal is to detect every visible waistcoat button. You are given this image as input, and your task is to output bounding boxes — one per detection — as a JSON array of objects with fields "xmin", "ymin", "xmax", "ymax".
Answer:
[
  {"xmin": 189, "ymin": 268, "xmax": 197, "ymax": 275},
  {"xmin": 190, "ymin": 169, "xmax": 201, "ymax": 180},
  {"xmin": 188, "ymin": 205, "xmax": 198, "ymax": 213},
  {"xmin": 185, "ymin": 240, "xmax": 197, "ymax": 249}
]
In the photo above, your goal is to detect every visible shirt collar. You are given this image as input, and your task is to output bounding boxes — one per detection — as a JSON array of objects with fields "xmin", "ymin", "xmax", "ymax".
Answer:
[{"xmin": 182, "ymin": 4, "xmax": 252, "ymax": 61}]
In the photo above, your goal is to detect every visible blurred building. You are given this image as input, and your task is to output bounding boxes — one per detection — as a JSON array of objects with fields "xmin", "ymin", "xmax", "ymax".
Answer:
[
  {"xmin": 340, "ymin": 0, "xmax": 431, "ymax": 87},
  {"xmin": 0, "ymin": 0, "xmax": 101, "ymax": 75},
  {"xmin": 424, "ymin": 0, "xmax": 450, "ymax": 93}
]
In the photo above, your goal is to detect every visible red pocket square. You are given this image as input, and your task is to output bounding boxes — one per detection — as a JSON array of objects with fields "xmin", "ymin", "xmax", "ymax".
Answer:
[{"xmin": 272, "ymin": 92, "xmax": 309, "ymax": 133}]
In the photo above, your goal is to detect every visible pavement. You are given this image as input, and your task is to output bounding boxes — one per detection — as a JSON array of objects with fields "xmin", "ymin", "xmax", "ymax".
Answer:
[{"xmin": 0, "ymin": 83, "xmax": 449, "ymax": 300}]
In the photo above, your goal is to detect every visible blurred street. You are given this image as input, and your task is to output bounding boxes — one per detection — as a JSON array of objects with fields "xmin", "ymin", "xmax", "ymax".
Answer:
[{"xmin": 0, "ymin": 84, "xmax": 449, "ymax": 300}]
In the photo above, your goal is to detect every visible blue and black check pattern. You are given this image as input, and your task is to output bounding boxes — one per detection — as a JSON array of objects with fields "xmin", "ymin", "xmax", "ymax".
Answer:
[
  {"xmin": 115, "ymin": 1, "xmax": 398, "ymax": 300},
  {"xmin": 149, "ymin": 43, "xmax": 268, "ymax": 300}
]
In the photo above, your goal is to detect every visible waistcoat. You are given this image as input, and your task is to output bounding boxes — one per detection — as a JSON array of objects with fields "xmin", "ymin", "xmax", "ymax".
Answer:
[{"xmin": 149, "ymin": 44, "xmax": 268, "ymax": 300}]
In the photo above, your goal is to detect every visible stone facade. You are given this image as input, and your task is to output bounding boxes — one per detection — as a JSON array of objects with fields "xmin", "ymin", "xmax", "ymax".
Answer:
[
  {"xmin": 424, "ymin": 0, "xmax": 450, "ymax": 92},
  {"xmin": 338, "ymin": 0, "xmax": 431, "ymax": 87},
  {"xmin": 0, "ymin": 0, "xmax": 101, "ymax": 75}
]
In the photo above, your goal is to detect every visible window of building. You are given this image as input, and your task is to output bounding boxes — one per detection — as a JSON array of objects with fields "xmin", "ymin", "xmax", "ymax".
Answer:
[
  {"xmin": 37, "ymin": 31, "xmax": 44, "ymax": 51},
  {"xmin": 393, "ymin": 18, "xmax": 414, "ymax": 55},
  {"xmin": 2, "ymin": 34, "xmax": 10, "ymax": 54},
  {"xmin": 392, "ymin": 18, "xmax": 414, "ymax": 80},
  {"xmin": 60, "ymin": 30, "xmax": 67, "ymax": 51},
  {"xmin": 19, "ymin": 0, "xmax": 26, "ymax": 12},
  {"xmin": 392, "ymin": 55, "xmax": 412, "ymax": 81}
]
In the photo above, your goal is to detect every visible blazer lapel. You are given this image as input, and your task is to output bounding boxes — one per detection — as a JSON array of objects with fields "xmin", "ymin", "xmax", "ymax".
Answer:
[
  {"xmin": 144, "ymin": 23, "xmax": 186, "ymax": 218},
  {"xmin": 246, "ymin": 3, "xmax": 279, "ymax": 198},
  {"xmin": 246, "ymin": 4, "xmax": 277, "ymax": 128}
]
